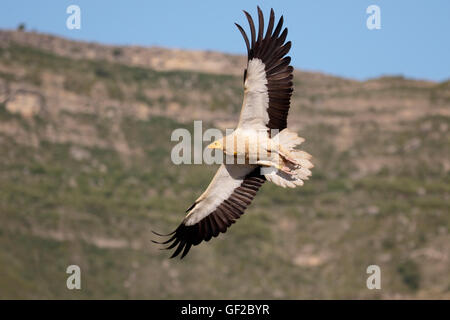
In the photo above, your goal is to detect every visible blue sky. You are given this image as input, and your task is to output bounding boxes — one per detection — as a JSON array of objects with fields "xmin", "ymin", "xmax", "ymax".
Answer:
[{"xmin": 1, "ymin": 0, "xmax": 449, "ymax": 81}]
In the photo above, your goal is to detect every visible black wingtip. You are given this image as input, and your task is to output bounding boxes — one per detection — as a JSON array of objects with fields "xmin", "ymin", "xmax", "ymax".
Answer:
[
  {"xmin": 180, "ymin": 243, "xmax": 192, "ymax": 259},
  {"xmin": 169, "ymin": 242, "xmax": 186, "ymax": 259},
  {"xmin": 235, "ymin": 22, "xmax": 250, "ymax": 56},
  {"xmin": 151, "ymin": 236, "xmax": 175, "ymax": 245},
  {"xmin": 151, "ymin": 229, "xmax": 175, "ymax": 237}
]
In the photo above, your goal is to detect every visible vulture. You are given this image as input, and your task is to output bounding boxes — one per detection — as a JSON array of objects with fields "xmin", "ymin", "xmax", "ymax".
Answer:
[{"xmin": 153, "ymin": 7, "xmax": 313, "ymax": 259}]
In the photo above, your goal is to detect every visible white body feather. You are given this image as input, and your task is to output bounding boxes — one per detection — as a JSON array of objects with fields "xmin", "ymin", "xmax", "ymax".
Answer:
[{"xmin": 184, "ymin": 164, "xmax": 256, "ymax": 225}]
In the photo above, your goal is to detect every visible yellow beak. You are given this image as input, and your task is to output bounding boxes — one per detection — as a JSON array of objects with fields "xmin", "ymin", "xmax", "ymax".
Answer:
[{"xmin": 207, "ymin": 142, "xmax": 221, "ymax": 149}]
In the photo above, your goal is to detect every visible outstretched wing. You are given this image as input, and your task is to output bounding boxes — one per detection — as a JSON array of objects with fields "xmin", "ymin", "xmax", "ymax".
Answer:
[
  {"xmin": 236, "ymin": 7, "xmax": 294, "ymax": 131},
  {"xmin": 153, "ymin": 7, "xmax": 293, "ymax": 259},
  {"xmin": 153, "ymin": 165, "xmax": 265, "ymax": 259}
]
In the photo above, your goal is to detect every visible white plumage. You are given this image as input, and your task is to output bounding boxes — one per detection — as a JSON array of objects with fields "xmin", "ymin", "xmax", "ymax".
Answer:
[
  {"xmin": 153, "ymin": 7, "xmax": 313, "ymax": 259},
  {"xmin": 184, "ymin": 164, "xmax": 256, "ymax": 226},
  {"xmin": 238, "ymin": 59, "xmax": 269, "ymax": 129}
]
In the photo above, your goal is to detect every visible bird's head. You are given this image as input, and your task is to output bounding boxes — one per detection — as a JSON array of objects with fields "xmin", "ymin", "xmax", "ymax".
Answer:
[{"xmin": 207, "ymin": 140, "xmax": 223, "ymax": 150}]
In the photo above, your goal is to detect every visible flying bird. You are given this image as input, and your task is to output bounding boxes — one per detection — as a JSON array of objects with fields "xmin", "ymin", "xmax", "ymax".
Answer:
[{"xmin": 153, "ymin": 7, "xmax": 313, "ymax": 259}]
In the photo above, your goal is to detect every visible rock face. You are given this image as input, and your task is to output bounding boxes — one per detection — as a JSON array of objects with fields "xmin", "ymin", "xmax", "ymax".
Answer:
[{"xmin": 5, "ymin": 90, "xmax": 43, "ymax": 118}]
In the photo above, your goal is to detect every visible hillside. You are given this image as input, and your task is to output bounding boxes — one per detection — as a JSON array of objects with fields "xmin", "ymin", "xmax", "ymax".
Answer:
[{"xmin": 0, "ymin": 30, "xmax": 449, "ymax": 299}]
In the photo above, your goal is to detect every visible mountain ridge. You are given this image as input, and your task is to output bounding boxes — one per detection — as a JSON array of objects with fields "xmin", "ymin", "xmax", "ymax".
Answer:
[{"xmin": 2, "ymin": 29, "xmax": 441, "ymax": 83}]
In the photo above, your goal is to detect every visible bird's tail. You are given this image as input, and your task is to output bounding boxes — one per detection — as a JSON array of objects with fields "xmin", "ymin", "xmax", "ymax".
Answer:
[{"xmin": 263, "ymin": 129, "xmax": 313, "ymax": 188}]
